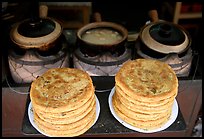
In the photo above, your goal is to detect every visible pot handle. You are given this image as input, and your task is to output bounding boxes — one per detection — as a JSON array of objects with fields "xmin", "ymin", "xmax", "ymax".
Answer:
[
  {"xmin": 39, "ymin": 4, "xmax": 48, "ymax": 19},
  {"xmin": 148, "ymin": 9, "xmax": 159, "ymax": 22},
  {"xmin": 93, "ymin": 12, "xmax": 102, "ymax": 22}
]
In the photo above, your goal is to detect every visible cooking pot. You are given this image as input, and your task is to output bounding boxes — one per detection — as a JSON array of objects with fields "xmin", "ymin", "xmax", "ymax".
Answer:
[
  {"xmin": 138, "ymin": 20, "xmax": 191, "ymax": 55},
  {"xmin": 10, "ymin": 5, "xmax": 63, "ymax": 51},
  {"xmin": 7, "ymin": 4, "xmax": 69, "ymax": 84},
  {"xmin": 76, "ymin": 22, "xmax": 128, "ymax": 56}
]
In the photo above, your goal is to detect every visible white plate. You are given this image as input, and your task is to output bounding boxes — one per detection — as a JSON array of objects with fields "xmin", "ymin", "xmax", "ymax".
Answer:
[
  {"xmin": 108, "ymin": 87, "xmax": 178, "ymax": 133},
  {"xmin": 28, "ymin": 95, "xmax": 100, "ymax": 137}
]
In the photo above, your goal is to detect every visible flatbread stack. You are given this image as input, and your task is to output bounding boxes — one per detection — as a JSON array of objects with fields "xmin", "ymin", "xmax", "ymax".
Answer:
[
  {"xmin": 30, "ymin": 68, "xmax": 96, "ymax": 137},
  {"xmin": 113, "ymin": 58, "xmax": 178, "ymax": 130}
]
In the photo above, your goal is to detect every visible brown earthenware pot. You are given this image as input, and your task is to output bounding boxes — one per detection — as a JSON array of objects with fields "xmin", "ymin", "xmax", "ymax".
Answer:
[
  {"xmin": 138, "ymin": 20, "xmax": 191, "ymax": 54},
  {"xmin": 76, "ymin": 22, "xmax": 128, "ymax": 56},
  {"xmin": 10, "ymin": 17, "xmax": 63, "ymax": 51}
]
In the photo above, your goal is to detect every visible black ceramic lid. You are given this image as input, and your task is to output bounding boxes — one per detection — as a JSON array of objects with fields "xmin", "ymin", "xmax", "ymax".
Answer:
[
  {"xmin": 10, "ymin": 17, "xmax": 62, "ymax": 50},
  {"xmin": 140, "ymin": 21, "xmax": 191, "ymax": 54},
  {"xmin": 149, "ymin": 23, "xmax": 185, "ymax": 46},
  {"xmin": 17, "ymin": 18, "xmax": 55, "ymax": 38}
]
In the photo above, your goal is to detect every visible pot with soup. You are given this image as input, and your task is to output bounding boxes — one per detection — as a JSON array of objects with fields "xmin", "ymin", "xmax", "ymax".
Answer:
[{"xmin": 77, "ymin": 22, "xmax": 128, "ymax": 56}]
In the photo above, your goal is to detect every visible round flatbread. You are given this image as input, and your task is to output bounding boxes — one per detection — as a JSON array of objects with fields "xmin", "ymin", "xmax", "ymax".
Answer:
[
  {"xmin": 115, "ymin": 59, "xmax": 178, "ymax": 102},
  {"xmin": 30, "ymin": 68, "xmax": 95, "ymax": 113},
  {"xmin": 113, "ymin": 59, "xmax": 178, "ymax": 130},
  {"xmin": 35, "ymin": 98, "xmax": 96, "ymax": 124},
  {"xmin": 34, "ymin": 109, "xmax": 96, "ymax": 137},
  {"xmin": 35, "ymin": 94, "xmax": 95, "ymax": 119},
  {"xmin": 33, "ymin": 102, "xmax": 96, "ymax": 131},
  {"xmin": 30, "ymin": 68, "xmax": 96, "ymax": 137},
  {"xmin": 113, "ymin": 97, "xmax": 171, "ymax": 130},
  {"xmin": 113, "ymin": 92, "xmax": 172, "ymax": 119},
  {"xmin": 115, "ymin": 89, "xmax": 175, "ymax": 113},
  {"xmin": 115, "ymin": 84, "xmax": 177, "ymax": 106}
]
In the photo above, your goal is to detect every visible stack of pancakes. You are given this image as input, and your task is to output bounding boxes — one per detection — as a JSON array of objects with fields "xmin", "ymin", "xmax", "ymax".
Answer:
[
  {"xmin": 113, "ymin": 59, "xmax": 178, "ymax": 130},
  {"xmin": 30, "ymin": 68, "xmax": 96, "ymax": 137}
]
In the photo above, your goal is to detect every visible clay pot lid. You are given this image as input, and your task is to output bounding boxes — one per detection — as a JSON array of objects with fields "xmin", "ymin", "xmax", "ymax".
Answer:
[
  {"xmin": 140, "ymin": 21, "xmax": 191, "ymax": 54},
  {"xmin": 10, "ymin": 17, "xmax": 62, "ymax": 50}
]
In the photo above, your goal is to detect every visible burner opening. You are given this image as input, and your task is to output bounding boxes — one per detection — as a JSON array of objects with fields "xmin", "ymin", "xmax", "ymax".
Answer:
[
  {"xmin": 178, "ymin": 48, "xmax": 189, "ymax": 58},
  {"xmin": 110, "ymin": 46, "xmax": 125, "ymax": 57},
  {"xmin": 140, "ymin": 43, "xmax": 167, "ymax": 59},
  {"xmin": 79, "ymin": 47, "xmax": 100, "ymax": 57},
  {"xmin": 11, "ymin": 44, "xmax": 26, "ymax": 56},
  {"xmin": 37, "ymin": 43, "xmax": 63, "ymax": 57}
]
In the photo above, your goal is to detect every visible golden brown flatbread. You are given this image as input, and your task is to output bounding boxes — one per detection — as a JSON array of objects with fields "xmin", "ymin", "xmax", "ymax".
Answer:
[
  {"xmin": 113, "ymin": 100, "xmax": 171, "ymax": 130},
  {"xmin": 115, "ymin": 59, "xmax": 178, "ymax": 102},
  {"xmin": 35, "ymin": 98, "xmax": 96, "ymax": 124},
  {"xmin": 113, "ymin": 92, "xmax": 172, "ymax": 120},
  {"xmin": 29, "ymin": 68, "xmax": 96, "ymax": 137},
  {"xmin": 35, "ymin": 94, "xmax": 95, "ymax": 119},
  {"xmin": 34, "ymin": 110, "xmax": 96, "ymax": 137},
  {"xmin": 30, "ymin": 68, "xmax": 95, "ymax": 113},
  {"xmin": 33, "ymin": 102, "xmax": 96, "ymax": 131},
  {"xmin": 115, "ymin": 88, "xmax": 175, "ymax": 114},
  {"xmin": 113, "ymin": 59, "xmax": 178, "ymax": 130},
  {"xmin": 116, "ymin": 84, "xmax": 176, "ymax": 106}
]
